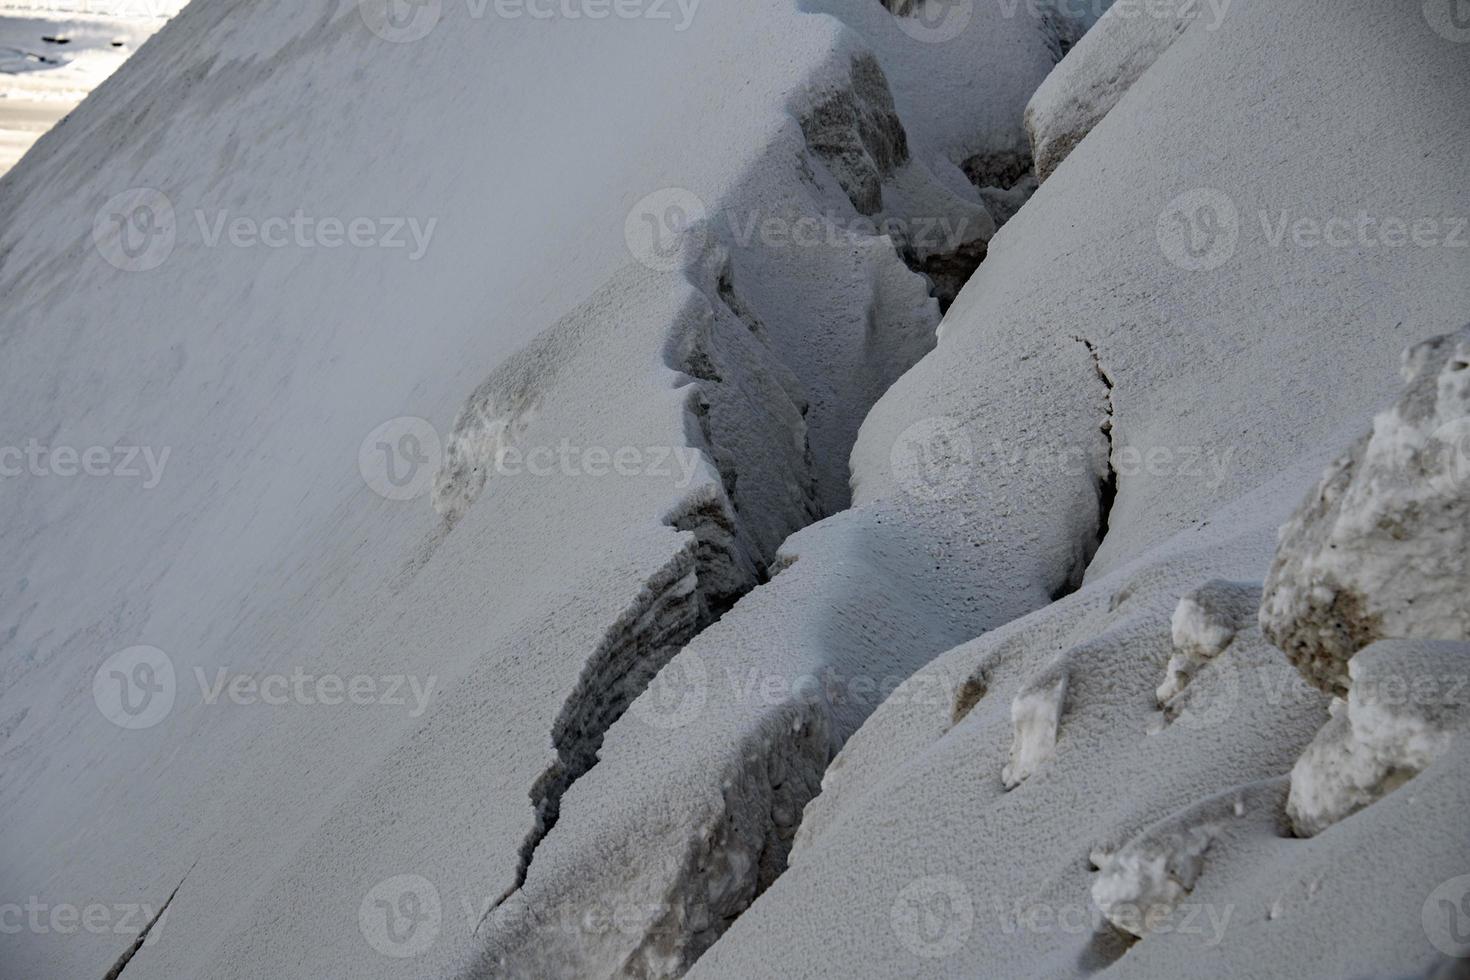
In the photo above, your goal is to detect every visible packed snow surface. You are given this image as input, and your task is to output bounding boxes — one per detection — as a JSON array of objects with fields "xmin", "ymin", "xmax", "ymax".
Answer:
[{"xmin": 1, "ymin": 0, "xmax": 1468, "ymax": 979}]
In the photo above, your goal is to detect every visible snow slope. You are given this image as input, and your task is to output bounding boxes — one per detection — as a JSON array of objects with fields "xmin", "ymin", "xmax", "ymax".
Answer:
[
  {"xmin": 694, "ymin": 2, "xmax": 1470, "ymax": 977},
  {"xmin": 0, "ymin": 1, "xmax": 1088, "ymax": 978},
  {"xmin": 1, "ymin": 0, "xmax": 1466, "ymax": 978}
]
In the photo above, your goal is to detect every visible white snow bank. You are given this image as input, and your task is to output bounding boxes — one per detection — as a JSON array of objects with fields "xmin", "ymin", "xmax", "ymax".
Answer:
[
  {"xmin": 1000, "ymin": 662, "xmax": 1068, "ymax": 789},
  {"xmin": 689, "ymin": 1, "xmax": 1470, "ymax": 976},
  {"xmin": 1286, "ymin": 640, "xmax": 1470, "ymax": 837},
  {"xmin": 1262, "ymin": 325, "xmax": 1470, "ymax": 696},
  {"xmin": 1157, "ymin": 580, "xmax": 1259, "ymax": 707},
  {"xmin": 1024, "ymin": 0, "xmax": 1196, "ymax": 182}
]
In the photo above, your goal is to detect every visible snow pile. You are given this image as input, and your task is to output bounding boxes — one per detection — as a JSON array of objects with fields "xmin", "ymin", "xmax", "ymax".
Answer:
[
  {"xmin": 1286, "ymin": 640, "xmax": 1470, "ymax": 837},
  {"xmin": 1262, "ymin": 325, "xmax": 1470, "ymax": 696},
  {"xmin": 1156, "ymin": 580, "xmax": 1258, "ymax": 707},
  {"xmin": 1, "ymin": 0, "xmax": 1468, "ymax": 977},
  {"xmin": 1000, "ymin": 662, "xmax": 1068, "ymax": 789},
  {"xmin": 1024, "ymin": 0, "xmax": 1195, "ymax": 182},
  {"xmin": 689, "ymin": 2, "xmax": 1470, "ymax": 977}
]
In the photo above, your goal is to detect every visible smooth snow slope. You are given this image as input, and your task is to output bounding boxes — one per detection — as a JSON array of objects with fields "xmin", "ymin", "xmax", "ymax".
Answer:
[
  {"xmin": 693, "ymin": 2, "xmax": 1470, "ymax": 977},
  {"xmin": 0, "ymin": 1, "xmax": 1088, "ymax": 979}
]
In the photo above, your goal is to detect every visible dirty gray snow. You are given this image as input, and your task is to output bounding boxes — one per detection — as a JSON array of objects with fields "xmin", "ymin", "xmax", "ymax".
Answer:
[{"xmin": 0, "ymin": 2, "xmax": 1468, "ymax": 980}]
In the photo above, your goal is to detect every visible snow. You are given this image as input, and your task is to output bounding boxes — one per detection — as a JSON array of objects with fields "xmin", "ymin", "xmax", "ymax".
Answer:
[
  {"xmin": 0, "ymin": 0, "xmax": 1467, "ymax": 978},
  {"xmin": 1024, "ymin": 0, "xmax": 1193, "ymax": 183},
  {"xmin": 1000, "ymin": 664, "xmax": 1068, "ymax": 790},
  {"xmin": 1262, "ymin": 325, "xmax": 1470, "ymax": 696},
  {"xmin": 1286, "ymin": 640, "xmax": 1470, "ymax": 838},
  {"xmin": 1156, "ymin": 580, "xmax": 1258, "ymax": 707},
  {"xmin": 689, "ymin": 2, "xmax": 1470, "ymax": 977}
]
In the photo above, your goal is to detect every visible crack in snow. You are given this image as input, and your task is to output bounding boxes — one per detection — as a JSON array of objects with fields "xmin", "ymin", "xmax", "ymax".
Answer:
[{"xmin": 102, "ymin": 873, "xmax": 186, "ymax": 980}]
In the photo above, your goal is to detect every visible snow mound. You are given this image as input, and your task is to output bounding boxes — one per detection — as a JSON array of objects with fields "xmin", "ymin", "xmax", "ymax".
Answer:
[
  {"xmin": 1024, "ymin": 0, "xmax": 1195, "ymax": 182},
  {"xmin": 1157, "ymin": 580, "xmax": 1259, "ymax": 706},
  {"xmin": 1092, "ymin": 777, "xmax": 1286, "ymax": 940},
  {"xmin": 1262, "ymin": 325, "xmax": 1470, "ymax": 696},
  {"xmin": 1000, "ymin": 660, "xmax": 1068, "ymax": 789},
  {"xmin": 1287, "ymin": 639, "xmax": 1470, "ymax": 837}
]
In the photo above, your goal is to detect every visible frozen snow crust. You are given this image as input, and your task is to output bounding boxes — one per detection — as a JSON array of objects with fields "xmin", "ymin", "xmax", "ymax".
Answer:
[{"xmin": 1, "ymin": 1, "xmax": 1468, "ymax": 979}]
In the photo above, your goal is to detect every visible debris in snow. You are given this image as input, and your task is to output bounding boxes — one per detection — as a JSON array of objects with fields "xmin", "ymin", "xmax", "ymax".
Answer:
[
  {"xmin": 1157, "ymin": 580, "xmax": 1261, "ymax": 705},
  {"xmin": 1001, "ymin": 663, "xmax": 1068, "ymax": 789}
]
